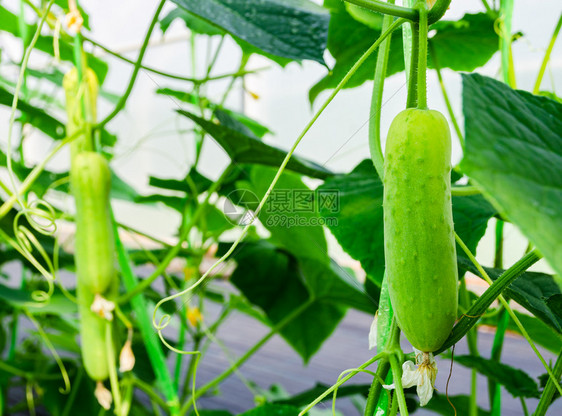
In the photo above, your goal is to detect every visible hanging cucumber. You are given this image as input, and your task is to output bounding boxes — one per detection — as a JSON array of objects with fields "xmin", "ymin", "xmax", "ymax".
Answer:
[
  {"xmin": 71, "ymin": 151, "xmax": 115, "ymax": 295},
  {"xmin": 383, "ymin": 108, "xmax": 458, "ymax": 352}
]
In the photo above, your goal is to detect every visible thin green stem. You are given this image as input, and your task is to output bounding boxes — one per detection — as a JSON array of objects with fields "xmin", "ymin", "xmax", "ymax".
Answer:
[
  {"xmin": 451, "ymin": 186, "xmax": 481, "ymax": 196},
  {"xmin": 344, "ymin": 0, "xmax": 417, "ymax": 21},
  {"xmin": 454, "ymin": 233, "xmax": 562, "ymax": 397},
  {"xmin": 489, "ymin": 308, "xmax": 509, "ymax": 413},
  {"xmin": 499, "ymin": 0, "xmax": 516, "ymax": 87},
  {"xmin": 533, "ymin": 348, "xmax": 562, "ymax": 416},
  {"xmin": 388, "ymin": 354, "xmax": 409, "ymax": 416},
  {"xmin": 469, "ymin": 369, "xmax": 478, "ymax": 416},
  {"xmin": 533, "ymin": 13, "xmax": 562, "ymax": 94},
  {"xmin": 520, "ymin": 397, "xmax": 530, "ymax": 416},
  {"xmin": 83, "ymin": 35, "xmax": 261, "ymax": 83},
  {"xmin": 96, "ymin": 0, "xmax": 166, "ymax": 130},
  {"xmin": 105, "ymin": 322, "xmax": 122, "ymax": 415},
  {"xmin": 430, "ymin": 43, "xmax": 464, "ymax": 147},
  {"xmin": 184, "ymin": 299, "xmax": 315, "ymax": 415},
  {"xmin": 131, "ymin": 376, "xmax": 170, "ymax": 412},
  {"xmin": 299, "ymin": 352, "xmax": 385, "ymax": 416},
  {"xmin": 5, "ymin": 0, "xmax": 55, "ymax": 216},
  {"xmin": 494, "ymin": 220, "xmax": 504, "ymax": 268},
  {"xmin": 181, "ymin": 336, "xmax": 202, "ymax": 400},
  {"xmin": 174, "ymin": 322, "xmax": 187, "ymax": 392},
  {"xmin": 416, "ymin": 1, "xmax": 428, "ymax": 109},
  {"xmin": 368, "ymin": 4, "xmax": 396, "ymax": 180},
  {"xmin": 482, "ymin": 0, "xmax": 494, "ymax": 14},
  {"xmin": 364, "ymin": 358, "xmax": 391, "ymax": 416},
  {"xmin": 405, "ymin": 22, "xmax": 419, "ymax": 108},
  {"xmin": 113, "ymin": 220, "xmax": 181, "ymax": 415},
  {"xmin": 0, "ymin": 131, "xmax": 77, "ymax": 220}
]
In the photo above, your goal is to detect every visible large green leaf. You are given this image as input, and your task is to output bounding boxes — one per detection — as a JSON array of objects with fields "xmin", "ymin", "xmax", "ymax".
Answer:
[
  {"xmin": 169, "ymin": 0, "xmax": 329, "ymax": 64},
  {"xmin": 160, "ymin": 7, "xmax": 225, "ymax": 36},
  {"xmin": 317, "ymin": 160, "xmax": 496, "ymax": 286},
  {"xmin": 157, "ymin": 87, "xmax": 271, "ymax": 138},
  {"xmin": 424, "ymin": 393, "xmax": 490, "ymax": 415},
  {"xmin": 178, "ymin": 110, "xmax": 333, "ymax": 179},
  {"xmin": 310, "ymin": 4, "xmax": 499, "ymax": 103},
  {"xmin": 454, "ymin": 355, "xmax": 540, "ymax": 398},
  {"xmin": 309, "ymin": 0, "xmax": 403, "ymax": 103},
  {"xmin": 0, "ymin": 86, "xmax": 65, "ymax": 139},
  {"xmin": 0, "ymin": 86, "xmax": 116, "ymax": 146},
  {"xmin": 229, "ymin": 240, "xmax": 345, "ymax": 362},
  {"xmin": 461, "ymin": 73, "xmax": 562, "ymax": 277},
  {"xmin": 427, "ymin": 13, "xmax": 500, "ymax": 71},
  {"xmin": 246, "ymin": 165, "xmax": 329, "ymax": 264}
]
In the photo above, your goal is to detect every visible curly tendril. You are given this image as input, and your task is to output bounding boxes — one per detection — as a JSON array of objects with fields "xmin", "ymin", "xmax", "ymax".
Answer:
[{"xmin": 13, "ymin": 200, "xmax": 58, "ymax": 303}]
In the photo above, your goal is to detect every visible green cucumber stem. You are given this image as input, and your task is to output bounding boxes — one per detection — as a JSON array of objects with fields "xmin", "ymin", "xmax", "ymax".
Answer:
[
  {"xmin": 406, "ymin": 22, "xmax": 419, "ymax": 108},
  {"xmin": 364, "ymin": 358, "xmax": 391, "ymax": 415},
  {"xmin": 368, "ymin": 5, "xmax": 396, "ymax": 180},
  {"xmin": 389, "ymin": 354, "xmax": 409, "ymax": 416},
  {"xmin": 416, "ymin": 1, "xmax": 428, "ymax": 109}
]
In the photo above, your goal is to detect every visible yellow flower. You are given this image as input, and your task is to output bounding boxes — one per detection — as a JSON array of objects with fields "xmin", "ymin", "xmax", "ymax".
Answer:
[{"xmin": 187, "ymin": 306, "xmax": 203, "ymax": 327}]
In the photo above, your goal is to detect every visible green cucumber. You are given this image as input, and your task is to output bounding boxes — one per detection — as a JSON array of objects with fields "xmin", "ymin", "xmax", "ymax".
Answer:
[
  {"xmin": 71, "ymin": 152, "xmax": 115, "ymax": 295},
  {"xmin": 383, "ymin": 108, "xmax": 458, "ymax": 352},
  {"xmin": 76, "ymin": 279, "xmax": 116, "ymax": 381}
]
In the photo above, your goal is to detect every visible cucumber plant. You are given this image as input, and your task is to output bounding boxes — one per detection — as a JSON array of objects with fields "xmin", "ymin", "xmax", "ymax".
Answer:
[{"xmin": 0, "ymin": 1, "xmax": 561, "ymax": 416}]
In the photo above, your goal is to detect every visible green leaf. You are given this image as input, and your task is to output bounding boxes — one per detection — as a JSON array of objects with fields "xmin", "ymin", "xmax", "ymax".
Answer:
[
  {"xmin": 454, "ymin": 355, "xmax": 540, "ymax": 398},
  {"xmin": 309, "ymin": 0, "xmax": 403, "ymax": 103},
  {"xmin": 156, "ymin": 87, "xmax": 271, "ymax": 138},
  {"xmin": 246, "ymin": 165, "xmax": 329, "ymax": 264},
  {"xmin": 424, "ymin": 392, "xmax": 490, "ymax": 415},
  {"xmin": 229, "ymin": 240, "xmax": 344, "ymax": 362},
  {"xmin": 237, "ymin": 404, "xmax": 300, "ymax": 416},
  {"xmin": 169, "ymin": 0, "xmax": 329, "ymax": 64},
  {"xmin": 482, "ymin": 310, "xmax": 562, "ymax": 354},
  {"xmin": 428, "ymin": 13, "xmax": 500, "ymax": 71},
  {"xmin": 160, "ymin": 7, "xmax": 225, "ymax": 36},
  {"xmin": 0, "ymin": 86, "xmax": 65, "ymax": 139},
  {"xmin": 42, "ymin": 364, "xmax": 101, "ymax": 416},
  {"xmin": 317, "ymin": 160, "xmax": 496, "ymax": 286},
  {"xmin": 178, "ymin": 110, "xmax": 333, "ymax": 179},
  {"xmin": 310, "ymin": 7, "xmax": 499, "ymax": 103},
  {"xmin": 149, "ymin": 168, "xmax": 213, "ymax": 195},
  {"xmin": 461, "ymin": 73, "xmax": 562, "ymax": 278},
  {"xmin": 214, "ymin": 108, "xmax": 271, "ymax": 140},
  {"xmin": 0, "ymin": 85, "xmax": 117, "ymax": 147}
]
